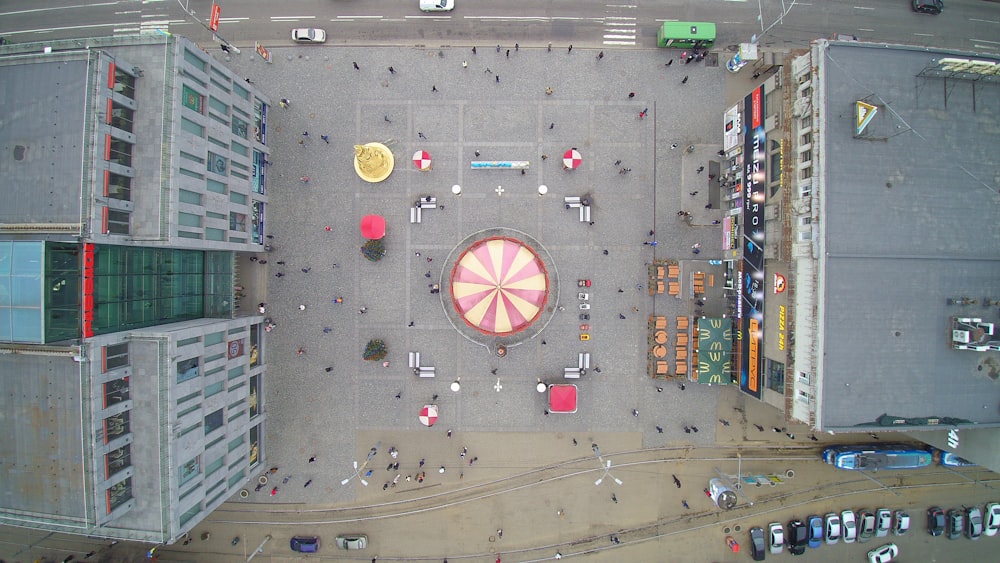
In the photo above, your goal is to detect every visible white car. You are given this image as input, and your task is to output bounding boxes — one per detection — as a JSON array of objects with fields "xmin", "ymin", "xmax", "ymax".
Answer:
[
  {"xmin": 893, "ymin": 510, "xmax": 909, "ymax": 536},
  {"xmin": 868, "ymin": 542, "xmax": 898, "ymax": 563},
  {"xmin": 875, "ymin": 508, "xmax": 892, "ymax": 537},
  {"xmin": 291, "ymin": 28, "xmax": 327, "ymax": 43},
  {"xmin": 985, "ymin": 503, "xmax": 1000, "ymax": 537},
  {"xmin": 842, "ymin": 510, "xmax": 857, "ymax": 543},
  {"xmin": 419, "ymin": 0, "xmax": 454, "ymax": 11},
  {"xmin": 825, "ymin": 513, "xmax": 841, "ymax": 544},
  {"xmin": 768, "ymin": 522, "xmax": 784, "ymax": 554}
]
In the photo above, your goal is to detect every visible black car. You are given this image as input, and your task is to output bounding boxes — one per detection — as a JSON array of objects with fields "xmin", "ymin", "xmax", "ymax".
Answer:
[
  {"xmin": 749, "ymin": 527, "xmax": 766, "ymax": 561},
  {"xmin": 912, "ymin": 0, "xmax": 942, "ymax": 14},
  {"xmin": 927, "ymin": 506, "xmax": 945, "ymax": 536},
  {"xmin": 787, "ymin": 519, "xmax": 808, "ymax": 555}
]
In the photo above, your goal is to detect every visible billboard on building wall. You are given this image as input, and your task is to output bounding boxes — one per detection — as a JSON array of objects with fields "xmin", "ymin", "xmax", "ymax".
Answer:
[{"xmin": 739, "ymin": 85, "xmax": 766, "ymax": 399}]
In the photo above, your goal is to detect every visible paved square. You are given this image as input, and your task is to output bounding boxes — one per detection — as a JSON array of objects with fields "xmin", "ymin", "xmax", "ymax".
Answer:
[{"xmin": 225, "ymin": 45, "xmax": 726, "ymax": 503}]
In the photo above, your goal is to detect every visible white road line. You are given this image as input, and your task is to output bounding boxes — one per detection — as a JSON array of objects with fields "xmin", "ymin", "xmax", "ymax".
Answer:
[
  {"xmin": 969, "ymin": 18, "xmax": 1000, "ymax": 24},
  {"xmin": 971, "ymin": 38, "xmax": 1000, "ymax": 45},
  {"xmin": 336, "ymin": 15, "xmax": 384, "ymax": 19},
  {"xmin": 270, "ymin": 16, "xmax": 317, "ymax": 21}
]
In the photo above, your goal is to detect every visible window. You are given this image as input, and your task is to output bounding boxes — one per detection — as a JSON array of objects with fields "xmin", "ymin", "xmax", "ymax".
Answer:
[
  {"xmin": 799, "ymin": 167, "xmax": 812, "ymax": 180},
  {"xmin": 799, "ymin": 183, "xmax": 812, "ymax": 198},
  {"xmin": 179, "ymin": 455, "xmax": 201, "ymax": 486},
  {"xmin": 179, "ymin": 167, "xmax": 205, "ymax": 180},
  {"xmin": 205, "ymin": 228, "xmax": 227, "ymax": 241},
  {"xmin": 229, "ymin": 192, "xmax": 247, "ymax": 205},
  {"xmin": 799, "ymin": 217, "xmax": 812, "ymax": 226},
  {"xmin": 233, "ymin": 82, "xmax": 250, "ymax": 101},
  {"xmin": 177, "ymin": 357, "xmax": 200, "ymax": 383},
  {"xmin": 205, "ymin": 456, "xmax": 225, "ymax": 477},
  {"xmin": 182, "ymin": 85, "xmax": 205, "ymax": 114},
  {"xmin": 797, "ymin": 372, "xmax": 811, "ymax": 385},
  {"xmin": 228, "ymin": 434, "xmax": 245, "ymax": 453},
  {"xmin": 204, "ymin": 331, "xmax": 225, "ymax": 346},
  {"xmin": 798, "ymin": 231, "xmax": 813, "ymax": 241},
  {"xmin": 229, "ymin": 212, "xmax": 246, "ymax": 232},
  {"xmin": 800, "ymin": 132, "xmax": 812, "ymax": 146},
  {"xmin": 107, "ymin": 138, "xmax": 133, "ymax": 167},
  {"xmin": 103, "ymin": 378, "xmax": 130, "ymax": 408},
  {"xmin": 206, "ymin": 179, "xmax": 227, "ymax": 194},
  {"xmin": 178, "ymin": 212, "xmax": 203, "ymax": 228},
  {"xmin": 228, "ymin": 365, "xmax": 245, "ymax": 380},
  {"xmin": 800, "ymin": 150, "xmax": 812, "ymax": 162},
  {"xmin": 204, "ymin": 408, "xmax": 224, "ymax": 434},
  {"xmin": 232, "ymin": 116, "xmax": 249, "ymax": 139},
  {"xmin": 106, "ymin": 172, "xmax": 131, "ymax": 201},
  {"xmin": 205, "ymin": 381, "xmax": 225, "ymax": 398},
  {"xmin": 181, "ymin": 117, "xmax": 205, "ymax": 137},
  {"xmin": 231, "ymin": 141, "xmax": 249, "ymax": 157},
  {"xmin": 208, "ymin": 96, "xmax": 229, "ymax": 115},
  {"xmin": 796, "ymin": 389, "xmax": 811, "ymax": 404},
  {"xmin": 183, "ymin": 48, "xmax": 208, "ymax": 72},
  {"xmin": 110, "ymin": 102, "xmax": 135, "ymax": 133},
  {"xmin": 800, "ymin": 86, "xmax": 812, "ymax": 98},
  {"xmin": 106, "ymin": 476, "xmax": 133, "ymax": 513},
  {"xmin": 180, "ymin": 151, "xmax": 205, "ymax": 164},
  {"xmin": 800, "ymin": 115, "xmax": 812, "ymax": 129},
  {"xmin": 207, "ymin": 152, "xmax": 228, "ymax": 176},
  {"xmin": 112, "ymin": 68, "xmax": 136, "ymax": 99},
  {"xmin": 106, "ymin": 444, "xmax": 131, "ymax": 478},
  {"xmin": 104, "ymin": 342, "xmax": 130, "ymax": 371},
  {"xmin": 106, "ymin": 209, "xmax": 130, "ymax": 235},
  {"xmin": 179, "ymin": 189, "xmax": 202, "ymax": 205}
]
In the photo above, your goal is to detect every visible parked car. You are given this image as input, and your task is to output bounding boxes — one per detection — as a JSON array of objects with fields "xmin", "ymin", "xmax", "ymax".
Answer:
[
  {"xmin": 768, "ymin": 522, "xmax": 784, "ymax": 554},
  {"xmin": 893, "ymin": 510, "xmax": 910, "ymax": 536},
  {"xmin": 807, "ymin": 515, "xmax": 823, "ymax": 548},
  {"xmin": 335, "ymin": 534, "xmax": 368, "ymax": 550},
  {"xmin": 947, "ymin": 509, "xmax": 964, "ymax": 540},
  {"xmin": 858, "ymin": 510, "xmax": 876, "ymax": 543},
  {"xmin": 577, "ymin": 292, "xmax": 589, "ymax": 300},
  {"xmin": 966, "ymin": 506, "xmax": 983, "ymax": 540},
  {"xmin": 912, "ymin": 0, "xmax": 942, "ymax": 15},
  {"xmin": 985, "ymin": 503, "xmax": 1000, "ymax": 536},
  {"xmin": 842, "ymin": 510, "xmax": 857, "ymax": 543},
  {"xmin": 787, "ymin": 519, "xmax": 808, "ymax": 555},
  {"xmin": 291, "ymin": 28, "xmax": 327, "ymax": 43},
  {"xmin": 825, "ymin": 513, "xmax": 841, "ymax": 544},
  {"xmin": 876, "ymin": 509, "xmax": 892, "ymax": 537},
  {"xmin": 927, "ymin": 506, "xmax": 945, "ymax": 536},
  {"xmin": 419, "ymin": 0, "xmax": 455, "ymax": 11},
  {"xmin": 290, "ymin": 536, "xmax": 320, "ymax": 553},
  {"xmin": 867, "ymin": 542, "xmax": 898, "ymax": 563},
  {"xmin": 749, "ymin": 527, "xmax": 766, "ymax": 561}
]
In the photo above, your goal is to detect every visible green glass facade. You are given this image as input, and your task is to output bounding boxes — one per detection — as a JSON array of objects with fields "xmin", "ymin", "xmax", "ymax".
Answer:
[{"xmin": 0, "ymin": 241, "xmax": 81, "ymax": 343}]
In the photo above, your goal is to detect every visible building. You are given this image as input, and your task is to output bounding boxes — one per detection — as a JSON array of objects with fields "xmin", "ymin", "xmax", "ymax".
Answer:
[
  {"xmin": 721, "ymin": 39, "xmax": 1000, "ymax": 467},
  {"xmin": 0, "ymin": 34, "xmax": 272, "ymax": 543}
]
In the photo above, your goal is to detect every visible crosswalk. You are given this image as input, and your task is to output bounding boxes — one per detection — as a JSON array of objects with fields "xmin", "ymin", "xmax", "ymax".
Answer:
[{"xmin": 603, "ymin": 3, "xmax": 638, "ymax": 46}]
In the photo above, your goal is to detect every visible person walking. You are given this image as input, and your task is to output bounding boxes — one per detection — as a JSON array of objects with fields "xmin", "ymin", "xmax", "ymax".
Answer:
[
  {"xmin": 597, "ymin": 51, "xmax": 604, "ymax": 60},
  {"xmin": 388, "ymin": 66, "xmax": 396, "ymax": 74},
  {"xmin": 628, "ymin": 92, "xmax": 636, "ymax": 99},
  {"xmin": 279, "ymin": 98, "xmax": 290, "ymax": 108},
  {"xmin": 321, "ymin": 135, "xmax": 329, "ymax": 143},
  {"xmin": 681, "ymin": 75, "xmax": 689, "ymax": 84},
  {"xmin": 567, "ymin": 44, "xmax": 573, "ymax": 53},
  {"xmin": 353, "ymin": 62, "xmax": 360, "ymax": 70}
]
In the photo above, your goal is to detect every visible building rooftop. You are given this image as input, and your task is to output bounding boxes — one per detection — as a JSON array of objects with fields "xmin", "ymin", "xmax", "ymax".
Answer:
[
  {"xmin": 0, "ymin": 56, "xmax": 89, "ymax": 225},
  {"xmin": 817, "ymin": 42, "xmax": 1000, "ymax": 430}
]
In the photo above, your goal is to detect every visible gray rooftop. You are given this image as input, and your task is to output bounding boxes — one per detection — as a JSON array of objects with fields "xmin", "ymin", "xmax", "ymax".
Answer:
[
  {"xmin": 818, "ymin": 42, "xmax": 1000, "ymax": 429},
  {"xmin": 0, "ymin": 56, "xmax": 88, "ymax": 225}
]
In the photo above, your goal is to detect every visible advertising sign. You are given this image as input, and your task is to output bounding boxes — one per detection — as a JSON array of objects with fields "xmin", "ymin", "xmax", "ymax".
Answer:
[
  {"xmin": 739, "ymin": 85, "xmax": 766, "ymax": 399},
  {"xmin": 209, "ymin": 3, "xmax": 221, "ymax": 32}
]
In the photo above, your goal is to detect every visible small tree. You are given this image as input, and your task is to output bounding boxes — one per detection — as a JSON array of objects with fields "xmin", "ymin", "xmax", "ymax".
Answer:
[
  {"xmin": 363, "ymin": 339, "xmax": 387, "ymax": 362},
  {"xmin": 361, "ymin": 239, "xmax": 386, "ymax": 262}
]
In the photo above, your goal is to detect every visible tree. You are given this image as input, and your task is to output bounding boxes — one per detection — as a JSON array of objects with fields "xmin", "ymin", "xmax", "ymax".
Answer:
[
  {"xmin": 361, "ymin": 239, "xmax": 386, "ymax": 262},
  {"xmin": 363, "ymin": 339, "xmax": 387, "ymax": 362}
]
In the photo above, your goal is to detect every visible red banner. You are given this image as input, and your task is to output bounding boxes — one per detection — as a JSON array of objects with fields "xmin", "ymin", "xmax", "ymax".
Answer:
[{"xmin": 209, "ymin": 3, "xmax": 221, "ymax": 32}]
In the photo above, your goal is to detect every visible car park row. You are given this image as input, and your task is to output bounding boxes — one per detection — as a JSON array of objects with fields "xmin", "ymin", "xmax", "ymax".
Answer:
[{"xmin": 747, "ymin": 502, "xmax": 1000, "ymax": 561}]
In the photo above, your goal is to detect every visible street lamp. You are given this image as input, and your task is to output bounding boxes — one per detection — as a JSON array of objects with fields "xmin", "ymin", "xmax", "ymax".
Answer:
[
  {"xmin": 595, "ymin": 459, "xmax": 623, "ymax": 486},
  {"xmin": 726, "ymin": 1, "xmax": 799, "ymax": 73}
]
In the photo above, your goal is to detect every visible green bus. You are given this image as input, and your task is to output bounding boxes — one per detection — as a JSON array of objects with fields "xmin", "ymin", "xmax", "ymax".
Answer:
[{"xmin": 657, "ymin": 22, "xmax": 716, "ymax": 49}]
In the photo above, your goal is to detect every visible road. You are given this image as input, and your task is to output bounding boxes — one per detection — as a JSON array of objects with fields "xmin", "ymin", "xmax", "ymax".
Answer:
[{"xmin": 1, "ymin": 1, "xmax": 998, "ymax": 56}]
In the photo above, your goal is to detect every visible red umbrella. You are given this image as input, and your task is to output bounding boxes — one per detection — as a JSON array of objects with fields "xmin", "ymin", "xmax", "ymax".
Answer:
[
  {"xmin": 419, "ymin": 404, "xmax": 439, "ymax": 426},
  {"xmin": 562, "ymin": 149, "xmax": 582, "ymax": 170},
  {"xmin": 412, "ymin": 150, "xmax": 432, "ymax": 171},
  {"xmin": 360, "ymin": 215, "xmax": 386, "ymax": 239},
  {"xmin": 548, "ymin": 384, "xmax": 578, "ymax": 413}
]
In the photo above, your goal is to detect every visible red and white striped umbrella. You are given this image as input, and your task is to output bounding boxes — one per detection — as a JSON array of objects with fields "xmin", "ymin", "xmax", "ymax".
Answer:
[
  {"xmin": 413, "ymin": 150, "xmax": 432, "ymax": 171},
  {"xmin": 419, "ymin": 404, "xmax": 439, "ymax": 426},
  {"xmin": 562, "ymin": 149, "xmax": 582, "ymax": 170}
]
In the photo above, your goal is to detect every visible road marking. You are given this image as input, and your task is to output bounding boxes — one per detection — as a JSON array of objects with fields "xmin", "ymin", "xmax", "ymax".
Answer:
[
  {"xmin": 971, "ymin": 37, "xmax": 1000, "ymax": 45},
  {"xmin": 336, "ymin": 15, "xmax": 384, "ymax": 19},
  {"xmin": 970, "ymin": 18, "xmax": 1000, "ymax": 24},
  {"xmin": 853, "ymin": 6, "xmax": 875, "ymax": 10},
  {"xmin": 270, "ymin": 16, "xmax": 317, "ymax": 21},
  {"xmin": 603, "ymin": 4, "xmax": 637, "ymax": 46},
  {"xmin": 913, "ymin": 32, "xmax": 935, "ymax": 37}
]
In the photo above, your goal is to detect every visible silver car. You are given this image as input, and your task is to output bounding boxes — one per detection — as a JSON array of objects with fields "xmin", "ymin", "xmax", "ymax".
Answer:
[
  {"xmin": 291, "ymin": 28, "xmax": 327, "ymax": 43},
  {"xmin": 875, "ymin": 508, "xmax": 892, "ymax": 537},
  {"xmin": 825, "ymin": 513, "xmax": 841, "ymax": 544},
  {"xmin": 842, "ymin": 510, "xmax": 857, "ymax": 543},
  {"xmin": 335, "ymin": 534, "xmax": 368, "ymax": 550},
  {"xmin": 768, "ymin": 522, "xmax": 784, "ymax": 554}
]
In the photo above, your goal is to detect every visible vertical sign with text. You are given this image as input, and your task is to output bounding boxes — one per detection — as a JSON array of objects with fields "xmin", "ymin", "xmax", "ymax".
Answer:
[{"xmin": 739, "ymin": 85, "xmax": 767, "ymax": 399}]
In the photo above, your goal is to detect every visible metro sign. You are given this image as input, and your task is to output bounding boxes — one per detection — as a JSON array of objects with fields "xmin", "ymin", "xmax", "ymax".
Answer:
[{"xmin": 209, "ymin": 3, "xmax": 221, "ymax": 32}]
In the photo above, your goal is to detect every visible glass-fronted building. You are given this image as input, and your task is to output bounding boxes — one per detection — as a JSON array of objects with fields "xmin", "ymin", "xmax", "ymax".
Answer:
[{"xmin": 0, "ymin": 33, "xmax": 271, "ymax": 544}]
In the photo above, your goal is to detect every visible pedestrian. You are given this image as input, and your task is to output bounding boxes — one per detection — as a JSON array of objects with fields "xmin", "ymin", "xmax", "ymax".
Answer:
[
  {"xmin": 632, "ymin": 307, "xmax": 639, "ymax": 313},
  {"xmin": 418, "ymin": 132, "xmax": 427, "ymax": 139},
  {"xmin": 718, "ymin": 149, "xmax": 726, "ymax": 157},
  {"xmin": 673, "ymin": 474, "xmax": 681, "ymax": 488},
  {"xmin": 388, "ymin": 66, "xmax": 395, "ymax": 74},
  {"xmin": 810, "ymin": 434, "xmax": 819, "ymax": 441},
  {"xmin": 270, "ymin": 466, "xmax": 279, "ymax": 474},
  {"xmin": 670, "ymin": 143, "xmax": 678, "ymax": 149},
  {"xmin": 302, "ymin": 131, "xmax": 309, "ymax": 137},
  {"xmin": 619, "ymin": 313, "xmax": 626, "ymax": 319},
  {"xmin": 572, "ymin": 438, "xmax": 578, "ymax": 445},
  {"xmin": 302, "ymin": 267, "xmax": 311, "ymax": 273},
  {"xmin": 545, "ymin": 86, "xmax": 553, "ymax": 95},
  {"xmin": 656, "ymin": 425, "xmax": 663, "ymax": 433},
  {"xmin": 249, "ymin": 256, "xmax": 258, "ymax": 262},
  {"xmin": 720, "ymin": 419, "xmax": 731, "ymax": 426},
  {"xmin": 684, "ymin": 425, "xmax": 691, "ymax": 434},
  {"xmin": 690, "ymin": 191, "xmax": 698, "ymax": 196},
  {"xmin": 384, "ymin": 115, "xmax": 392, "ymax": 123},
  {"xmin": 705, "ymin": 203, "xmax": 713, "ymax": 209},
  {"xmin": 497, "ymin": 529, "xmax": 503, "ymax": 538},
  {"xmin": 568, "ymin": 44, "xmax": 573, "ymax": 52},
  {"xmin": 258, "ymin": 260, "xmax": 267, "ymax": 264},
  {"xmin": 773, "ymin": 426, "xmax": 782, "ymax": 433},
  {"xmin": 597, "ymin": 51, "xmax": 604, "ymax": 60},
  {"xmin": 666, "ymin": 59, "xmax": 673, "ymax": 66},
  {"xmin": 628, "ymin": 92, "xmax": 635, "ymax": 99},
  {"xmin": 787, "ymin": 432, "xmax": 795, "ymax": 439},
  {"xmin": 603, "ymin": 249, "xmax": 609, "ymax": 255},
  {"xmin": 321, "ymin": 135, "xmax": 329, "ymax": 144},
  {"xmin": 462, "ymin": 60, "xmax": 468, "ymax": 68},
  {"xmin": 425, "ymin": 271, "xmax": 431, "ymax": 278},
  {"xmin": 280, "ymin": 98, "xmax": 290, "ymax": 108},
  {"xmin": 325, "ymin": 366, "xmax": 333, "ymax": 372},
  {"xmin": 614, "ymin": 159, "xmax": 621, "ymax": 166},
  {"xmin": 471, "ymin": 457, "xmax": 478, "ymax": 465},
  {"xmin": 515, "ymin": 43, "xmax": 519, "ymax": 51},
  {"xmin": 496, "ymin": 75, "xmax": 500, "ymax": 83},
  {"xmin": 692, "ymin": 243, "xmax": 701, "ymax": 250},
  {"xmin": 447, "ymin": 429, "xmax": 452, "ymax": 437},
  {"xmin": 298, "ymin": 304, "xmax": 306, "ymax": 311},
  {"xmin": 395, "ymin": 392, "xmax": 401, "ymax": 399},
  {"xmin": 297, "ymin": 347, "xmax": 306, "ymax": 356},
  {"xmin": 304, "ymin": 479, "xmax": 313, "ymax": 487},
  {"xmin": 472, "ymin": 46, "xmax": 477, "ymax": 54},
  {"xmin": 541, "ymin": 154, "xmax": 548, "ymax": 160},
  {"xmin": 220, "ymin": 44, "xmax": 231, "ymax": 53},
  {"xmin": 323, "ymin": 327, "xmax": 331, "ymax": 333},
  {"xmin": 461, "ymin": 446, "xmax": 467, "ymax": 458},
  {"xmin": 309, "ymin": 456, "xmax": 316, "ymax": 463},
  {"xmin": 712, "ymin": 220, "xmax": 721, "ymax": 224},
  {"xmin": 870, "ymin": 433, "xmax": 880, "ymax": 440},
  {"xmin": 682, "ymin": 500, "xmax": 690, "ymax": 509},
  {"xmin": 439, "ymin": 466, "xmax": 446, "ymax": 473},
  {"xmin": 549, "ymin": 123, "xmax": 554, "ymax": 129},
  {"xmin": 681, "ymin": 75, "xmax": 689, "ymax": 84},
  {"xmin": 432, "ymin": 85, "xmax": 438, "ymax": 92},
  {"xmin": 754, "ymin": 424, "xmax": 765, "ymax": 431},
  {"xmin": 496, "ymin": 44, "xmax": 501, "ymax": 53},
  {"xmin": 657, "ymin": 386, "xmax": 663, "ymax": 392},
  {"xmin": 611, "ymin": 493, "xmax": 618, "ymax": 503},
  {"xmin": 752, "ymin": 71, "xmax": 761, "ymax": 79},
  {"xmin": 697, "ymin": 166, "xmax": 704, "ymax": 173},
  {"xmin": 632, "ymin": 408, "xmax": 639, "ymax": 417},
  {"xmin": 506, "ymin": 49, "xmax": 510, "ymax": 58},
  {"xmin": 679, "ymin": 383, "xmax": 686, "ymax": 391},
  {"xmin": 244, "ymin": 77, "xmax": 253, "ymax": 84},
  {"xmin": 692, "ymin": 426, "xmax": 699, "ymax": 433},
  {"xmin": 353, "ymin": 61, "xmax": 360, "ymax": 70}
]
